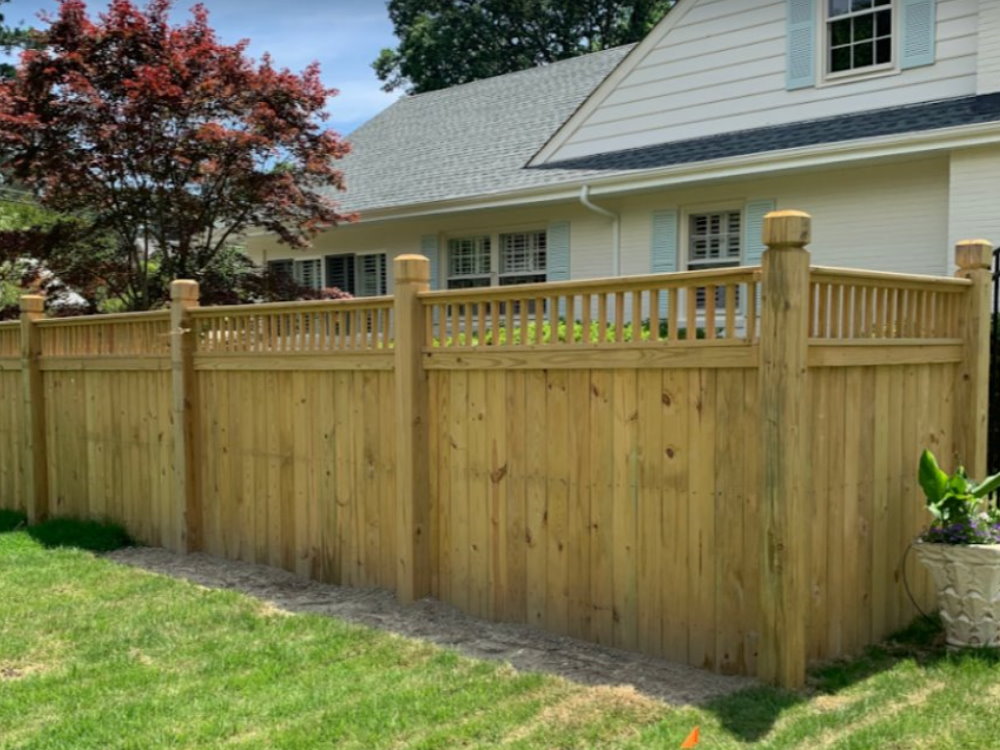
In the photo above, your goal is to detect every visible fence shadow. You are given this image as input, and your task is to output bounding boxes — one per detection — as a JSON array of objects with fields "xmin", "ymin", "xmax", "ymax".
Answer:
[
  {"xmin": 700, "ymin": 616, "xmax": 970, "ymax": 742},
  {"xmin": 0, "ymin": 511, "xmax": 132, "ymax": 553}
]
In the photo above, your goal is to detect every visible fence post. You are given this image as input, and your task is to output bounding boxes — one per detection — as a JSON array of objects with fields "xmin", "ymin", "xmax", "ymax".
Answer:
[
  {"xmin": 170, "ymin": 280, "xmax": 201, "ymax": 554},
  {"xmin": 758, "ymin": 210, "xmax": 812, "ymax": 689},
  {"xmin": 20, "ymin": 295, "xmax": 47, "ymax": 524},
  {"xmin": 954, "ymin": 240, "xmax": 993, "ymax": 479},
  {"xmin": 393, "ymin": 254, "xmax": 431, "ymax": 604}
]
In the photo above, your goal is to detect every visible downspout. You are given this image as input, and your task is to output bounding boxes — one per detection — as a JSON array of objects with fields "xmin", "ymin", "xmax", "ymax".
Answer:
[{"xmin": 579, "ymin": 185, "xmax": 621, "ymax": 276}]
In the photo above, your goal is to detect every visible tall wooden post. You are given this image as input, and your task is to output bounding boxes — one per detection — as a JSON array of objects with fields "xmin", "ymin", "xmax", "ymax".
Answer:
[
  {"xmin": 394, "ymin": 254, "xmax": 431, "ymax": 603},
  {"xmin": 758, "ymin": 210, "xmax": 812, "ymax": 689},
  {"xmin": 171, "ymin": 280, "xmax": 201, "ymax": 554},
  {"xmin": 954, "ymin": 240, "xmax": 993, "ymax": 479},
  {"xmin": 20, "ymin": 295, "xmax": 48, "ymax": 524}
]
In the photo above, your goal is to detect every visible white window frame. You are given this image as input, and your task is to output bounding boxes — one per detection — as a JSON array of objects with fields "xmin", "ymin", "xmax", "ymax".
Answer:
[
  {"xmin": 680, "ymin": 203, "xmax": 747, "ymax": 320},
  {"xmin": 444, "ymin": 227, "xmax": 547, "ymax": 289},
  {"xmin": 819, "ymin": 0, "xmax": 899, "ymax": 85}
]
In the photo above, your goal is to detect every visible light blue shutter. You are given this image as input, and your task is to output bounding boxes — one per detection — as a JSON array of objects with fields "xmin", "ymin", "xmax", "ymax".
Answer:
[
  {"xmin": 651, "ymin": 210, "xmax": 679, "ymax": 319},
  {"xmin": 420, "ymin": 234, "xmax": 439, "ymax": 289},
  {"xmin": 786, "ymin": 0, "xmax": 816, "ymax": 90},
  {"xmin": 900, "ymin": 0, "xmax": 936, "ymax": 70},
  {"xmin": 743, "ymin": 200, "xmax": 776, "ymax": 267},
  {"xmin": 546, "ymin": 221, "xmax": 570, "ymax": 282}
]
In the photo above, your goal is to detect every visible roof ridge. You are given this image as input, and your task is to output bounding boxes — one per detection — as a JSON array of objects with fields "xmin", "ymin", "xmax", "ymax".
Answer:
[{"xmin": 399, "ymin": 43, "xmax": 636, "ymax": 103}]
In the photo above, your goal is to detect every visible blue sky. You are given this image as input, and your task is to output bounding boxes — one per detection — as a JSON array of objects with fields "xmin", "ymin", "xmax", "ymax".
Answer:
[{"xmin": 1, "ymin": 0, "xmax": 401, "ymax": 133}]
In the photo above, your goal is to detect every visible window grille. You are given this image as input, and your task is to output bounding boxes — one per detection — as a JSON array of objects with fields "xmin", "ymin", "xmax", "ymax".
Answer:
[{"xmin": 689, "ymin": 211, "xmax": 742, "ymax": 308}]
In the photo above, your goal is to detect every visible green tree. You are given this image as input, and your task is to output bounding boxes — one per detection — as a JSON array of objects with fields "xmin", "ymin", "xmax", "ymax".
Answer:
[
  {"xmin": 373, "ymin": 0, "xmax": 674, "ymax": 94},
  {"xmin": 0, "ymin": 0, "xmax": 36, "ymax": 78}
]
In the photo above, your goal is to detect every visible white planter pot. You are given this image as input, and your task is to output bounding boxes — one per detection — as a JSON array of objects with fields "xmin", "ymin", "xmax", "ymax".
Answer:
[{"xmin": 914, "ymin": 542, "xmax": 1000, "ymax": 649}]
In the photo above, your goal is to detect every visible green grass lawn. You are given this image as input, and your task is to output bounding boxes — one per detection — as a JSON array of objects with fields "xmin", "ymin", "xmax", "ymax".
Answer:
[{"xmin": 1, "ymin": 514, "xmax": 999, "ymax": 749}]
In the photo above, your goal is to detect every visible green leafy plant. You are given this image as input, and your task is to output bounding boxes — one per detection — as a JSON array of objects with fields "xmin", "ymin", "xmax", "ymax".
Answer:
[{"xmin": 918, "ymin": 450, "xmax": 1000, "ymax": 545}]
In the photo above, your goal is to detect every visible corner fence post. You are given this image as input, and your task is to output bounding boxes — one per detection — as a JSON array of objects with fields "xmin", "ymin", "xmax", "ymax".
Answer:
[
  {"xmin": 758, "ymin": 210, "xmax": 812, "ymax": 689},
  {"xmin": 393, "ymin": 254, "xmax": 431, "ymax": 603},
  {"xmin": 171, "ymin": 280, "xmax": 201, "ymax": 554},
  {"xmin": 954, "ymin": 240, "xmax": 993, "ymax": 479},
  {"xmin": 20, "ymin": 295, "xmax": 47, "ymax": 524}
]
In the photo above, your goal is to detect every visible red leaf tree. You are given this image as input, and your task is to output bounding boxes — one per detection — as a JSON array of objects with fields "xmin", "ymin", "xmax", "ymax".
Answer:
[{"xmin": 0, "ymin": 0, "xmax": 353, "ymax": 309}]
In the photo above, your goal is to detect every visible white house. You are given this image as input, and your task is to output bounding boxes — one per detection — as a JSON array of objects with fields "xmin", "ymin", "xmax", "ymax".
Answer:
[{"xmin": 246, "ymin": 0, "xmax": 1000, "ymax": 296}]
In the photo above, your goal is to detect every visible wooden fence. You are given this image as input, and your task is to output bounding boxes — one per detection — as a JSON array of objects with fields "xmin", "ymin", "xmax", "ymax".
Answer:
[{"xmin": 0, "ymin": 211, "xmax": 990, "ymax": 688}]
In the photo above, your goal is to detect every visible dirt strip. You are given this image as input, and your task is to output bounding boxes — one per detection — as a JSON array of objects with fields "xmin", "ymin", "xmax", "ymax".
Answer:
[{"xmin": 107, "ymin": 547, "xmax": 756, "ymax": 706}]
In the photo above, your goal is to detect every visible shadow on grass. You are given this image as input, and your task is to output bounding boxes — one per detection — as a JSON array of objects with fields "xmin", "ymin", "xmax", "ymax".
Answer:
[
  {"xmin": 701, "ymin": 615, "xmax": 1000, "ymax": 742},
  {"xmin": 0, "ymin": 510, "xmax": 132, "ymax": 552}
]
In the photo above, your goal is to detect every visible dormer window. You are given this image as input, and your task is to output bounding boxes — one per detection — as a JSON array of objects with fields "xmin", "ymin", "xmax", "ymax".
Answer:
[{"xmin": 827, "ymin": 0, "xmax": 893, "ymax": 75}]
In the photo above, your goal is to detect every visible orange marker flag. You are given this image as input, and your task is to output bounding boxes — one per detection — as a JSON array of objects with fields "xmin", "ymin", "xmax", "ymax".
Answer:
[{"xmin": 680, "ymin": 726, "xmax": 700, "ymax": 748}]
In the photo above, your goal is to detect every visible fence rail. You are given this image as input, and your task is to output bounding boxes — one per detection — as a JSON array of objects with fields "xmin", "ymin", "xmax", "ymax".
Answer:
[{"xmin": 0, "ymin": 211, "xmax": 989, "ymax": 691}]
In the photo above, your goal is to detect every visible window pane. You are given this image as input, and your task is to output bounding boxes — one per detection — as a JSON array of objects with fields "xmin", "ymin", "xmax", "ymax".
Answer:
[
  {"xmin": 447, "ymin": 276, "xmax": 491, "ymax": 290},
  {"xmin": 851, "ymin": 0, "xmax": 873, "ymax": 11},
  {"xmin": 853, "ymin": 14, "xmax": 873, "ymax": 41},
  {"xmin": 875, "ymin": 9, "xmax": 891, "ymax": 37},
  {"xmin": 448, "ymin": 236, "xmax": 491, "ymax": 277},
  {"xmin": 295, "ymin": 259, "xmax": 322, "ymax": 290},
  {"xmin": 831, "ymin": 46, "xmax": 851, "ymax": 72},
  {"xmin": 875, "ymin": 37, "xmax": 892, "ymax": 64},
  {"xmin": 829, "ymin": 0, "xmax": 850, "ymax": 16},
  {"xmin": 873, "ymin": 0, "xmax": 891, "ymax": 6},
  {"xmin": 357, "ymin": 253, "xmax": 387, "ymax": 297},
  {"xmin": 268, "ymin": 259, "xmax": 293, "ymax": 280},
  {"xmin": 325, "ymin": 254, "xmax": 356, "ymax": 294},
  {"xmin": 499, "ymin": 274, "xmax": 546, "ymax": 286},
  {"xmin": 853, "ymin": 41, "xmax": 874, "ymax": 68},
  {"xmin": 500, "ymin": 231, "xmax": 546, "ymax": 274},
  {"xmin": 830, "ymin": 18, "xmax": 851, "ymax": 46},
  {"xmin": 689, "ymin": 211, "xmax": 742, "ymax": 267}
]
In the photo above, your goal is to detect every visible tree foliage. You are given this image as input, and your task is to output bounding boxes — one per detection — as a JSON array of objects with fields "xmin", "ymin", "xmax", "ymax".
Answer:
[
  {"xmin": 0, "ymin": 0, "xmax": 353, "ymax": 311},
  {"xmin": 373, "ymin": 0, "xmax": 675, "ymax": 94}
]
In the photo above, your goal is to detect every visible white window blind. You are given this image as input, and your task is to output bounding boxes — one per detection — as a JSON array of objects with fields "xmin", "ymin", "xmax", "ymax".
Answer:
[
  {"xmin": 357, "ymin": 254, "xmax": 387, "ymax": 297},
  {"xmin": 499, "ymin": 231, "xmax": 546, "ymax": 286}
]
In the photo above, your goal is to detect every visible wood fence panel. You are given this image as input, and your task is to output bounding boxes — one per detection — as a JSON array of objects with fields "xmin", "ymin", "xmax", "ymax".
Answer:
[
  {"xmin": 0, "ymin": 363, "xmax": 26, "ymax": 512},
  {"xmin": 429, "ymin": 362, "xmax": 762, "ymax": 675},
  {"xmin": 804, "ymin": 361, "xmax": 952, "ymax": 662},
  {"xmin": 195, "ymin": 368, "xmax": 396, "ymax": 589},
  {"xmin": 39, "ymin": 369, "xmax": 174, "ymax": 545}
]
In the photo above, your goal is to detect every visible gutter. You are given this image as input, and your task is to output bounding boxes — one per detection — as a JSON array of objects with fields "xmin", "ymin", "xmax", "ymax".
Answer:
[{"xmin": 579, "ymin": 185, "xmax": 621, "ymax": 275}]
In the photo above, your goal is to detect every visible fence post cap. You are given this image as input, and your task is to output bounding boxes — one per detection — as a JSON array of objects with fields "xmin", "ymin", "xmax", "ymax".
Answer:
[
  {"xmin": 955, "ymin": 240, "xmax": 993, "ymax": 270},
  {"xmin": 762, "ymin": 210, "xmax": 811, "ymax": 249},
  {"xmin": 394, "ymin": 254, "xmax": 430, "ymax": 284},
  {"xmin": 19, "ymin": 295, "xmax": 44, "ymax": 313},
  {"xmin": 170, "ymin": 279, "xmax": 200, "ymax": 301}
]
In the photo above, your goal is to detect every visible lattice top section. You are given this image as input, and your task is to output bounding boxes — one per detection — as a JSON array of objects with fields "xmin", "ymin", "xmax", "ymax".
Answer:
[
  {"xmin": 809, "ymin": 267, "xmax": 971, "ymax": 340},
  {"xmin": 190, "ymin": 298, "xmax": 394, "ymax": 354},
  {"xmin": 0, "ymin": 321, "xmax": 18, "ymax": 357},
  {"xmin": 421, "ymin": 267, "xmax": 761, "ymax": 348},
  {"xmin": 37, "ymin": 312, "xmax": 171, "ymax": 357}
]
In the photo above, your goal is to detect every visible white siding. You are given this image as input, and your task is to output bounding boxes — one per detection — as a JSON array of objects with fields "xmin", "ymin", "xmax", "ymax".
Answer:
[
  {"xmin": 611, "ymin": 156, "xmax": 950, "ymax": 276},
  {"xmin": 545, "ymin": 0, "xmax": 979, "ymax": 162},
  {"xmin": 948, "ymin": 145, "xmax": 1000, "ymax": 256},
  {"xmin": 978, "ymin": 0, "xmax": 1000, "ymax": 94}
]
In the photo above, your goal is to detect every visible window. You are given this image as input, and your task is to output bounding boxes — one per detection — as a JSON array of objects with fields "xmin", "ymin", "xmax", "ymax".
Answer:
[
  {"xmin": 447, "ymin": 230, "xmax": 547, "ymax": 289},
  {"xmin": 688, "ymin": 211, "xmax": 742, "ymax": 308},
  {"xmin": 268, "ymin": 258, "xmax": 322, "ymax": 290},
  {"xmin": 827, "ymin": 0, "xmax": 893, "ymax": 75},
  {"xmin": 499, "ymin": 231, "xmax": 546, "ymax": 286},
  {"xmin": 447, "ymin": 236, "xmax": 492, "ymax": 289},
  {"xmin": 324, "ymin": 253, "xmax": 388, "ymax": 297}
]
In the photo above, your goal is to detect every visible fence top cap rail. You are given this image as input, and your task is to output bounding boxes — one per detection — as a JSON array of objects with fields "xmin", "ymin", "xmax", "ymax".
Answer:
[
  {"xmin": 35, "ymin": 309, "xmax": 171, "ymax": 327},
  {"xmin": 809, "ymin": 265, "xmax": 972, "ymax": 288},
  {"xmin": 189, "ymin": 296, "xmax": 393, "ymax": 316},
  {"xmin": 0, "ymin": 320, "xmax": 19, "ymax": 328},
  {"xmin": 420, "ymin": 265, "xmax": 762, "ymax": 303}
]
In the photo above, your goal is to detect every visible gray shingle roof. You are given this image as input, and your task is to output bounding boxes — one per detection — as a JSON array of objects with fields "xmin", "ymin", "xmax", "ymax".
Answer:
[
  {"xmin": 536, "ymin": 93, "xmax": 1000, "ymax": 173},
  {"xmin": 331, "ymin": 45, "xmax": 635, "ymax": 213}
]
